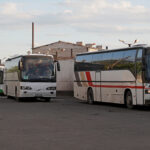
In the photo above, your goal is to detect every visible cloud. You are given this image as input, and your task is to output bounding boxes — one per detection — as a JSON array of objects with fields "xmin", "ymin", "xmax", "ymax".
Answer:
[
  {"xmin": 1, "ymin": 2, "xmax": 17, "ymax": 15},
  {"xmin": 64, "ymin": 10, "xmax": 72, "ymax": 14},
  {"xmin": 46, "ymin": 33, "xmax": 70, "ymax": 37},
  {"xmin": 0, "ymin": 2, "xmax": 33, "ymax": 19},
  {"xmin": 0, "ymin": 2, "xmax": 36, "ymax": 29},
  {"xmin": 0, "ymin": 0, "xmax": 149, "ymax": 35},
  {"xmin": 56, "ymin": 0, "xmax": 150, "ymax": 34},
  {"xmin": 72, "ymin": 23, "xmax": 150, "ymax": 35}
]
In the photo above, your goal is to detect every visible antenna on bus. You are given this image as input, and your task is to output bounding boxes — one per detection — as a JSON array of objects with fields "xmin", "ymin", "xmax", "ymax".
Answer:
[{"xmin": 119, "ymin": 39, "xmax": 138, "ymax": 47}]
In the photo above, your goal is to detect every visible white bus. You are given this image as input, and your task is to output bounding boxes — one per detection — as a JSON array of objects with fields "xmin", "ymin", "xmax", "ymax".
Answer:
[
  {"xmin": 0, "ymin": 66, "xmax": 4, "ymax": 95},
  {"xmin": 4, "ymin": 54, "xmax": 60, "ymax": 101},
  {"xmin": 74, "ymin": 45, "xmax": 150, "ymax": 108}
]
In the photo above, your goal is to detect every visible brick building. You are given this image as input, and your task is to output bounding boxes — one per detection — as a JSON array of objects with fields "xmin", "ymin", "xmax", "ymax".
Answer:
[{"xmin": 32, "ymin": 41, "xmax": 99, "ymax": 60}]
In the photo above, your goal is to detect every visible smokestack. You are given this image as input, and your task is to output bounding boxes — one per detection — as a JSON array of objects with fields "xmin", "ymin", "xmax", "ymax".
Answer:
[{"xmin": 32, "ymin": 22, "xmax": 34, "ymax": 50}]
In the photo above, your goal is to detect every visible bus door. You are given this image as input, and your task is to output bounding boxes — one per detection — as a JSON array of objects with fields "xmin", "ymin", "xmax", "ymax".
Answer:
[
  {"xmin": 95, "ymin": 71, "xmax": 101, "ymax": 101},
  {"xmin": 136, "ymin": 49, "xmax": 144, "ymax": 105}
]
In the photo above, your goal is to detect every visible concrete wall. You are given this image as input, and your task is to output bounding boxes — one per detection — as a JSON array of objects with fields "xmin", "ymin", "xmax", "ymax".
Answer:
[{"xmin": 57, "ymin": 59, "xmax": 74, "ymax": 91}]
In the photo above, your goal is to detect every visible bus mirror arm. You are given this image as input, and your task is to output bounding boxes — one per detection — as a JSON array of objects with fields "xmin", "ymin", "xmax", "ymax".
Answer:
[
  {"xmin": 54, "ymin": 60, "xmax": 60, "ymax": 71},
  {"xmin": 57, "ymin": 62, "xmax": 60, "ymax": 71}
]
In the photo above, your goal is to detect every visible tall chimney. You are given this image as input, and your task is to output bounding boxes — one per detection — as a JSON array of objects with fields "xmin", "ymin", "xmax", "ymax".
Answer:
[{"xmin": 32, "ymin": 22, "xmax": 34, "ymax": 50}]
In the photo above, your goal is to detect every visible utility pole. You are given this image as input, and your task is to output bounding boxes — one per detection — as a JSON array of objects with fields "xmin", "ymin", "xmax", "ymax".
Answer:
[{"xmin": 32, "ymin": 22, "xmax": 34, "ymax": 52}]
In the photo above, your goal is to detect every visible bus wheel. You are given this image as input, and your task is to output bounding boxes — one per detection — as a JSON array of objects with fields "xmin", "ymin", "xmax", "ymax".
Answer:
[
  {"xmin": 125, "ymin": 91, "xmax": 134, "ymax": 109},
  {"xmin": 87, "ymin": 88, "xmax": 94, "ymax": 104},
  {"xmin": 15, "ymin": 87, "xmax": 21, "ymax": 102}
]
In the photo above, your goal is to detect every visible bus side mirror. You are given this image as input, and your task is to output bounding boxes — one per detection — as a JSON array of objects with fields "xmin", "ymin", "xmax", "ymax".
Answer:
[
  {"xmin": 57, "ymin": 61, "xmax": 60, "ymax": 71},
  {"xmin": 18, "ymin": 61, "xmax": 23, "ymax": 70},
  {"xmin": 54, "ymin": 60, "xmax": 60, "ymax": 71}
]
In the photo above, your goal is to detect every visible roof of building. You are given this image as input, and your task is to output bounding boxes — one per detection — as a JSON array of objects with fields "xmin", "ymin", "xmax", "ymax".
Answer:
[{"xmin": 32, "ymin": 40, "xmax": 87, "ymax": 49}]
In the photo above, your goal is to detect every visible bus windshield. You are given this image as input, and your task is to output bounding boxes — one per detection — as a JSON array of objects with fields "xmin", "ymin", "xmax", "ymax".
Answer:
[{"xmin": 21, "ymin": 56, "xmax": 55, "ymax": 82}]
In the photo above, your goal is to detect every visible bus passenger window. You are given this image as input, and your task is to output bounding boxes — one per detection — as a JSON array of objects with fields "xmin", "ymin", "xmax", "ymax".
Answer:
[{"xmin": 136, "ymin": 49, "xmax": 143, "ymax": 83}]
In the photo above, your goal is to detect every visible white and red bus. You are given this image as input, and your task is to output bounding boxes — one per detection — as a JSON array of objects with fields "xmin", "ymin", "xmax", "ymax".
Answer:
[{"xmin": 74, "ymin": 45, "xmax": 150, "ymax": 108}]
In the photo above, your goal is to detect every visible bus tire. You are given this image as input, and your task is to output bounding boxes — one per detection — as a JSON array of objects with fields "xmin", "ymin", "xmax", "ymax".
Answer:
[
  {"xmin": 15, "ymin": 87, "xmax": 21, "ymax": 102},
  {"xmin": 87, "ymin": 88, "xmax": 94, "ymax": 104},
  {"xmin": 125, "ymin": 90, "xmax": 134, "ymax": 109}
]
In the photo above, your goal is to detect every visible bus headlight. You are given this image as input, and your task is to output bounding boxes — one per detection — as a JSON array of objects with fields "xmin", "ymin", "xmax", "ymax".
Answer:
[
  {"xmin": 46, "ymin": 87, "xmax": 56, "ymax": 90},
  {"xmin": 145, "ymin": 90, "xmax": 150, "ymax": 94},
  {"xmin": 21, "ymin": 86, "xmax": 32, "ymax": 90}
]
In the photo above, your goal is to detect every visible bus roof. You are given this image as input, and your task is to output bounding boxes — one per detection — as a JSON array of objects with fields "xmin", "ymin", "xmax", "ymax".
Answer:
[
  {"xmin": 6, "ymin": 54, "xmax": 53, "ymax": 61},
  {"xmin": 76, "ymin": 45, "xmax": 150, "ymax": 56}
]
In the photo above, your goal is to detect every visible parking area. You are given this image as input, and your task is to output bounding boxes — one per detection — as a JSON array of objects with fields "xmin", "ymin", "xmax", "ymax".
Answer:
[{"xmin": 0, "ymin": 96, "xmax": 150, "ymax": 150}]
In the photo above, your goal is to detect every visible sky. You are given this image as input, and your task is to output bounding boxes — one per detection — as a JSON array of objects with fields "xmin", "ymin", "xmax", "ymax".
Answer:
[{"xmin": 0, "ymin": 0, "xmax": 150, "ymax": 59}]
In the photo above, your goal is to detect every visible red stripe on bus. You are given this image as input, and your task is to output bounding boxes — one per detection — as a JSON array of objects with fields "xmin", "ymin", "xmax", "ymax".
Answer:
[
  {"xmin": 85, "ymin": 72, "xmax": 144, "ymax": 89},
  {"xmin": 85, "ymin": 72, "xmax": 93, "ymax": 86}
]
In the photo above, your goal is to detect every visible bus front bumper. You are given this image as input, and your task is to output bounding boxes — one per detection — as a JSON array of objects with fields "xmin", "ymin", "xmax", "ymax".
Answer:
[{"xmin": 20, "ymin": 90, "xmax": 56, "ymax": 98}]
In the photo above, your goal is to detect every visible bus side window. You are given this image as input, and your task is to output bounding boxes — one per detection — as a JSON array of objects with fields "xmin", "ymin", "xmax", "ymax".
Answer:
[
  {"xmin": 122, "ymin": 50, "xmax": 137, "ymax": 75},
  {"xmin": 111, "ymin": 51, "xmax": 124, "ymax": 70},
  {"xmin": 92, "ymin": 53, "xmax": 104, "ymax": 70},
  {"xmin": 137, "ymin": 49, "xmax": 142, "ymax": 59}
]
